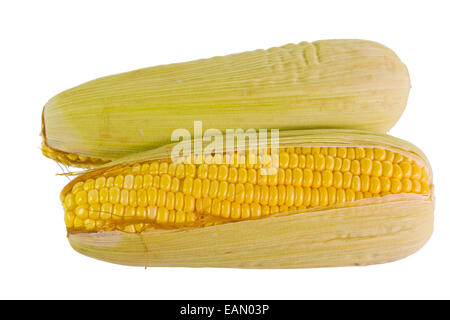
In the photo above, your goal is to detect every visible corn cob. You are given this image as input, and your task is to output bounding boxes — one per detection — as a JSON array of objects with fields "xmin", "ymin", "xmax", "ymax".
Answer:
[
  {"xmin": 42, "ymin": 39, "xmax": 410, "ymax": 167},
  {"xmin": 63, "ymin": 130, "xmax": 433, "ymax": 268}
]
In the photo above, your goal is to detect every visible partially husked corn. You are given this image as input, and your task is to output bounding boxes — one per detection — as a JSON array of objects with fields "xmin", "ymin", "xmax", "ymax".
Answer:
[
  {"xmin": 62, "ymin": 146, "xmax": 430, "ymax": 233},
  {"xmin": 42, "ymin": 39, "xmax": 410, "ymax": 167},
  {"xmin": 64, "ymin": 130, "xmax": 434, "ymax": 268}
]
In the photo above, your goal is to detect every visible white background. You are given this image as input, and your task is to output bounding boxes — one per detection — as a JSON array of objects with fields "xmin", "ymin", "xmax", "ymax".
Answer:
[{"xmin": 1, "ymin": 0, "xmax": 449, "ymax": 299}]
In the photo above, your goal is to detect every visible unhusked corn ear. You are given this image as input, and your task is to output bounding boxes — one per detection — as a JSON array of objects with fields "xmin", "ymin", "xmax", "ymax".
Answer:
[
  {"xmin": 64, "ymin": 130, "xmax": 433, "ymax": 268},
  {"xmin": 42, "ymin": 39, "xmax": 410, "ymax": 167}
]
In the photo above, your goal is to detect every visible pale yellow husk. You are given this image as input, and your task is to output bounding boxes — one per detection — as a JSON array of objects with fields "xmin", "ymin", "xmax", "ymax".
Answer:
[
  {"xmin": 69, "ymin": 195, "xmax": 433, "ymax": 268},
  {"xmin": 43, "ymin": 39, "xmax": 410, "ymax": 166}
]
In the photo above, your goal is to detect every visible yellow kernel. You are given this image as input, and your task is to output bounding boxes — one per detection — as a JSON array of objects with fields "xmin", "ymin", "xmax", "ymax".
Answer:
[
  {"xmin": 89, "ymin": 204, "xmax": 100, "ymax": 220},
  {"xmin": 333, "ymin": 172, "xmax": 343, "ymax": 188},
  {"xmin": 129, "ymin": 190, "xmax": 137, "ymax": 207},
  {"xmin": 238, "ymin": 168, "xmax": 247, "ymax": 184},
  {"xmin": 312, "ymin": 171, "xmax": 322, "ymax": 188},
  {"xmin": 303, "ymin": 169, "xmax": 313, "ymax": 187},
  {"xmin": 235, "ymin": 183, "xmax": 245, "ymax": 203},
  {"xmin": 149, "ymin": 162, "xmax": 159, "ymax": 175},
  {"xmin": 95, "ymin": 177, "xmax": 106, "ymax": 189},
  {"xmin": 175, "ymin": 164, "xmax": 186, "ymax": 179},
  {"xmin": 99, "ymin": 188, "xmax": 109, "ymax": 204},
  {"xmin": 152, "ymin": 176, "xmax": 160, "ymax": 188},
  {"xmin": 343, "ymin": 172, "xmax": 352, "ymax": 189},
  {"xmin": 306, "ymin": 154, "xmax": 314, "ymax": 169},
  {"xmin": 333, "ymin": 158, "xmax": 342, "ymax": 171},
  {"xmin": 294, "ymin": 186, "xmax": 304, "ymax": 206},
  {"xmin": 293, "ymin": 168, "xmax": 303, "ymax": 186},
  {"xmin": 147, "ymin": 187, "xmax": 157, "ymax": 206},
  {"xmin": 192, "ymin": 178, "xmax": 202, "ymax": 199},
  {"xmin": 277, "ymin": 168, "xmax": 285, "ymax": 185},
  {"xmin": 175, "ymin": 211, "xmax": 186, "ymax": 224},
  {"xmin": 157, "ymin": 190, "xmax": 166, "ymax": 207},
  {"xmin": 156, "ymin": 207, "xmax": 169, "ymax": 224},
  {"xmin": 285, "ymin": 169, "xmax": 292, "ymax": 185},
  {"xmin": 137, "ymin": 189, "xmax": 147, "ymax": 207},
  {"xmin": 314, "ymin": 154, "xmax": 326, "ymax": 171},
  {"xmin": 325, "ymin": 156, "xmax": 335, "ymax": 170},
  {"xmin": 147, "ymin": 206, "xmax": 157, "ymax": 220},
  {"xmin": 351, "ymin": 176, "xmax": 361, "ymax": 192},
  {"xmin": 336, "ymin": 189, "xmax": 346, "ymax": 203},
  {"xmin": 250, "ymin": 203, "xmax": 261, "ymax": 218},
  {"xmin": 402, "ymin": 179, "xmax": 413, "ymax": 192},
  {"xmin": 370, "ymin": 177, "xmax": 381, "ymax": 194},
  {"xmin": 243, "ymin": 183, "xmax": 254, "ymax": 203},
  {"xmin": 337, "ymin": 147, "xmax": 347, "ymax": 158},
  {"xmin": 182, "ymin": 177, "xmax": 194, "ymax": 195},
  {"xmin": 350, "ymin": 160, "xmax": 360, "ymax": 175},
  {"xmin": 385, "ymin": 150, "xmax": 395, "ymax": 162},
  {"xmin": 279, "ymin": 152, "xmax": 289, "ymax": 169},
  {"xmin": 380, "ymin": 177, "xmax": 391, "ymax": 192},
  {"xmin": 226, "ymin": 183, "xmax": 235, "ymax": 202},
  {"xmin": 391, "ymin": 179, "xmax": 402, "ymax": 193},
  {"xmin": 184, "ymin": 195, "xmax": 195, "ymax": 212},
  {"xmin": 277, "ymin": 185, "xmax": 286, "ymax": 206},
  {"xmin": 171, "ymin": 177, "xmax": 180, "ymax": 192},
  {"xmin": 65, "ymin": 211, "xmax": 75, "ymax": 228},
  {"xmin": 268, "ymin": 171, "xmax": 278, "ymax": 186},
  {"xmin": 159, "ymin": 162, "xmax": 168, "ymax": 174},
  {"xmin": 166, "ymin": 192, "xmax": 175, "ymax": 210},
  {"xmin": 372, "ymin": 161, "xmax": 382, "ymax": 177},
  {"xmin": 412, "ymin": 180, "xmax": 422, "ymax": 193},
  {"xmin": 73, "ymin": 217, "xmax": 84, "ymax": 229},
  {"xmin": 208, "ymin": 165, "xmax": 218, "ymax": 180},
  {"xmin": 75, "ymin": 205, "xmax": 89, "ymax": 219},
  {"xmin": 185, "ymin": 164, "xmax": 196, "ymax": 178},
  {"xmin": 361, "ymin": 158, "xmax": 372, "ymax": 175},
  {"xmin": 160, "ymin": 174, "xmax": 171, "ymax": 191},
  {"xmin": 186, "ymin": 212, "xmax": 196, "ymax": 223},
  {"xmin": 298, "ymin": 155, "xmax": 306, "ymax": 168},
  {"xmin": 347, "ymin": 148, "xmax": 355, "ymax": 160},
  {"xmin": 260, "ymin": 185, "xmax": 269, "ymax": 205},
  {"xmin": 231, "ymin": 202, "xmax": 241, "ymax": 219},
  {"xmin": 355, "ymin": 147, "xmax": 365, "ymax": 159},
  {"xmin": 124, "ymin": 175, "xmax": 134, "ymax": 190},
  {"xmin": 133, "ymin": 175, "xmax": 143, "ymax": 189},
  {"xmin": 211, "ymin": 199, "xmax": 221, "ymax": 216},
  {"xmin": 355, "ymin": 191, "xmax": 364, "ymax": 200},
  {"xmin": 64, "ymin": 194, "xmax": 76, "ymax": 210},
  {"xmin": 302, "ymin": 187, "xmax": 311, "ymax": 207},
  {"xmin": 328, "ymin": 147, "xmax": 337, "ymax": 157},
  {"xmin": 311, "ymin": 188, "xmax": 319, "ymax": 207},
  {"xmin": 270, "ymin": 206, "xmax": 280, "ymax": 214},
  {"xmin": 393, "ymin": 153, "xmax": 404, "ymax": 163},
  {"xmin": 136, "ymin": 206, "xmax": 147, "ymax": 220},
  {"xmin": 400, "ymin": 162, "xmax": 412, "ymax": 178},
  {"xmin": 268, "ymin": 186, "xmax": 278, "ymax": 206},
  {"xmin": 392, "ymin": 164, "xmax": 403, "ymax": 179},
  {"xmin": 100, "ymin": 203, "xmax": 113, "ymax": 220},
  {"xmin": 421, "ymin": 182, "xmax": 430, "ymax": 195},
  {"xmin": 114, "ymin": 204, "xmax": 125, "ymax": 219},
  {"xmin": 341, "ymin": 159, "xmax": 351, "ymax": 172},
  {"xmin": 108, "ymin": 187, "xmax": 119, "ymax": 204},
  {"xmin": 87, "ymin": 189, "xmax": 98, "ymax": 205},
  {"xmin": 328, "ymin": 187, "xmax": 337, "ymax": 204},
  {"xmin": 83, "ymin": 179, "xmax": 95, "ymax": 191},
  {"xmin": 218, "ymin": 165, "xmax": 228, "ymax": 181},
  {"xmin": 143, "ymin": 175, "xmax": 153, "ymax": 188},
  {"xmin": 217, "ymin": 181, "xmax": 228, "ymax": 200},
  {"xmin": 75, "ymin": 191, "xmax": 88, "ymax": 205},
  {"xmin": 381, "ymin": 161, "xmax": 393, "ymax": 178},
  {"xmin": 209, "ymin": 180, "xmax": 219, "ymax": 199},
  {"xmin": 289, "ymin": 153, "xmax": 299, "ymax": 168},
  {"xmin": 202, "ymin": 197, "xmax": 212, "ymax": 214},
  {"xmin": 106, "ymin": 177, "xmax": 114, "ymax": 188},
  {"xmin": 411, "ymin": 164, "xmax": 422, "ymax": 180},
  {"xmin": 319, "ymin": 187, "xmax": 328, "ymax": 206},
  {"xmin": 365, "ymin": 148, "xmax": 374, "ymax": 160},
  {"xmin": 346, "ymin": 189, "xmax": 355, "ymax": 202},
  {"xmin": 221, "ymin": 200, "xmax": 231, "ymax": 218},
  {"xmin": 374, "ymin": 148, "xmax": 386, "ymax": 161},
  {"xmin": 228, "ymin": 167, "xmax": 238, "ymax": 183}
]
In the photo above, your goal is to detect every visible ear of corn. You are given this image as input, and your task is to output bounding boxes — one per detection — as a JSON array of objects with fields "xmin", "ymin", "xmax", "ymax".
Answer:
[
  {"xmin": 42, "ymin": 39, "xmax": 410, "ymax": 167},
  {"xmin": 62, "ymin": 129, "xmax": 433, "ymax": 268}
]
